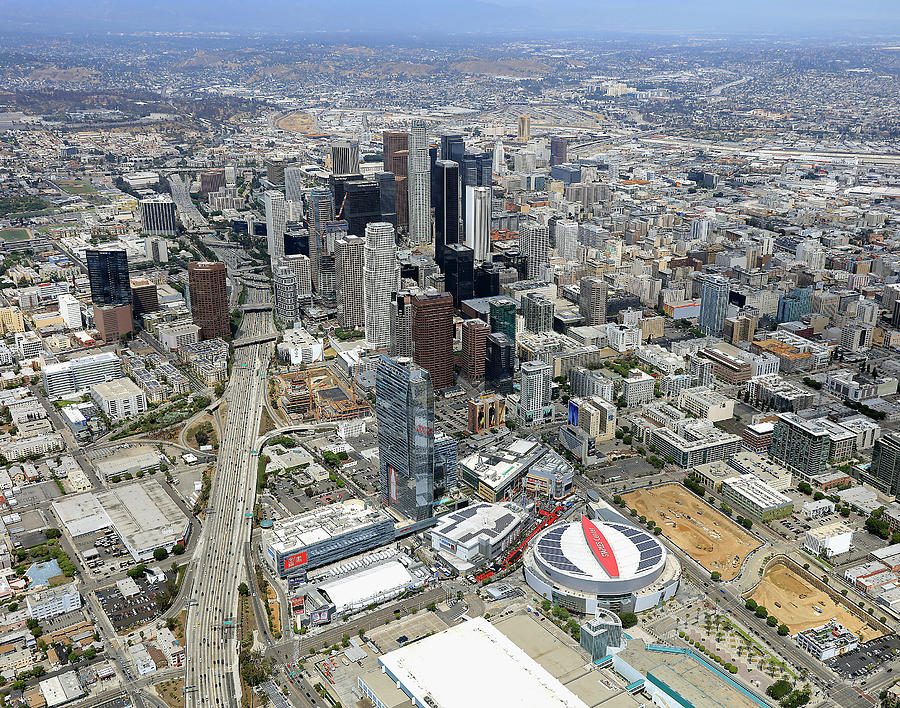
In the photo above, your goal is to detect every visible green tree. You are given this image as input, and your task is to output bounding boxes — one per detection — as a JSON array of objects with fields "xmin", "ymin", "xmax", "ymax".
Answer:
[
  {"xmin": 766, "ymin": 679, "xmax": 792, "ymax": 700},
  {"xmin": 238, "ymin": 582, "xmax": 250, "ymax": 596},
  {"xmin": 617, "ymin": 611, "xmax": 638, "ymax": 629},
  {"xmin": 777, "ymin": 624, "xmax": 790, "ymax": 636},
  {"xmin": 153, "ymin": 547, "xmax": 169, "ymax": 561}
]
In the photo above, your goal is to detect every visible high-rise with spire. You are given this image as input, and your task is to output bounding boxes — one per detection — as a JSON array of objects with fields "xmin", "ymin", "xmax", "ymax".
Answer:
[{"xmin": 407, "ymin": 119, "xmax": 431, "ymax": 245}]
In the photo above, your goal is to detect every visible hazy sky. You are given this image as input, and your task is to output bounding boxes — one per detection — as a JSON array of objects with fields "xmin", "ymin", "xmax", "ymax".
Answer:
[{"xmin": 2, "ymin": 0, "xmax": 899, "ymax": 36}]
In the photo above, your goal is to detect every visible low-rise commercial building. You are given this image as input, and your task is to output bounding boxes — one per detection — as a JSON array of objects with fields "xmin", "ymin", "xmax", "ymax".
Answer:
[
  {"xmin": 795, "ymin": 620, "xmax": 858, "ymax": 661},
  {"xmin": 26, "ymin": 583, "xmax": 81, "ymax": 620},
  {"xmin": 430, "ymin": 502, "xmax": 526, "ymax": 568},
  {"xmin": 90, "ymin": 377, "xmax": 147, "ymax": 420},
  {"xmin": 720, "ymin": 474, "xmax": 793, "ymax": 521},
  {"xmin": 677, "ymin": 386, "xmax": 734, "ymax": 422},
  {"xmin": 804, "ymin": 522, "xmax": 853, "ymax": 558}
]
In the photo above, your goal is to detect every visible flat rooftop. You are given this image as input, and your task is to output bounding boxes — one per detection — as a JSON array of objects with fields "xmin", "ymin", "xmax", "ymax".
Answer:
[
  {"xmin": 432, "ymin": 502, "xmax": 526, "ymax": 546},
  {"xmin": 263, "ymin": 500, "xmax": 391, "ymax": 554},
  {"xmin": 379, "ymin": 617, "xmax": 589, "ymax": 708}
]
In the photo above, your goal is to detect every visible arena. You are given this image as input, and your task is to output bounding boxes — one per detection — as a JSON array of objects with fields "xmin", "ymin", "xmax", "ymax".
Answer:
[{"xmin": 524, "ymin": 514, "xmax": 680, "ymax": 614}]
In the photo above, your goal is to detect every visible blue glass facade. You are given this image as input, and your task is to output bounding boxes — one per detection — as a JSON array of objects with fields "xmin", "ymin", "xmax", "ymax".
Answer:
[{"xmin": 376, "ymin": 356, "xmax": 435, "ymax": 521}]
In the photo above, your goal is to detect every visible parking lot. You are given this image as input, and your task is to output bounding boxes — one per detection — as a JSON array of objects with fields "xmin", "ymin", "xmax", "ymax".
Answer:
[
  {"xmin": 95, "ymin": 572, "xmax": 173, "ymax": 631},
  {"xmin": 73, "ymin": 527, "xmax": 132, "ymax": 578},
  {"xmin": 827, "ymin": 634, "xmax": 900, "ymax": 678}
]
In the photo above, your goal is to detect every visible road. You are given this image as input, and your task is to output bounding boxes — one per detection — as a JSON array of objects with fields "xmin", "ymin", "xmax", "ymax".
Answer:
[{"xmin": 183, "ymin": 280, "xmax": 273, "ymax": 708}]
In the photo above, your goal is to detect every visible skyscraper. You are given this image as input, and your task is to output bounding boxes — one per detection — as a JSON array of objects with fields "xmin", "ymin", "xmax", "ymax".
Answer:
[
  {"xmin": 698, "ymin": 274, "xmax": 730, "ymax": 336},
  {"xmin": 266, "ymin": 158, "xmax": 288, "ymax": 186},
  {"xmin": 517, "ymin": 114, "xmax": 531, "ymax": 142},
  {"xmin": 376, "ymin": 356, "xmax": 434, "ymax": 522},
  {"xmin": 485, "ymin": 332, "xmax": 515, "ymax": 391},
  {"xmin": 407, "ymin": 119, "xmax": 431, "ymax": 245},
  {"xmin": 492, "ymin": 139, "xmax": 506, "ymax": 174},
  {"xmin": 474, "ymin": 262, "xmax": 501, "ymax": 298},
  {"xmin": 139, "ymin": 196, "xmax": 177, "ymax": 236},
  {"xmin": 465, "ymin": 186, "xmax": 491, "ymax": 263},
  {"xmin": 459, "ymin": 153, "xmax": 492, "ymax": 228},
  {"xmin": 86, "ymin": 249, "xmax": 131, "ymax": 306},
  {"xmin": 330, "ymin": 140, "xmax": 360, "ymax": 176},
  {"xmin": 264, "ymin": 190, "xmax": 287, "ymax": 267},
  {"xmin": 443, "ymin": 243, "xmax": 474, "ymax": 309},
  {"xmin": 335, "ymin": 235, "xmax": 366, "ymax": 330},
  {"xmin": 555, "ymin": 220, "xmax": 578, "ymax": 261},
  {"xmin": 273, "ymin": 265, "xmax": 298, "ymax": 324},
  {"xmin": 521, "ymin": 292, "xmax": 554, "ymax": 333},
  {"xmin": 434, "ymin": 160, "xmax": 460, "ymax": 267},
  {"xmin": 376, "ymin": 171, "xmax": 397, "ymax": 227},
  {"xmin": 364, "ymin": 222, "xmax": 400, "ymax": 350},
  {"xmin": 550, "ymin": 136, "xmax": 568, "ymax": 166},
  {"xmin": 341, "ymin": 179, "xmax": 382, "ymax": 237},
  {"xmin": 870, "ymin": 433, "xmax": 900, "ymax": 497},
  {"xmin": 579, "ymin": 277, "xmax": 607, "ymax": 326},
  {"xmin": 520, "ymin": 360, "xmax": 552, "ymax": 423},
  {"xmin": 188, "ymin": 261, "xmax": 229, "ymax": 340},
  {"xmin": 390, "ymin": 290, "xmax": 416, "ymax": 358},
  {"xmin": 308, "ymin": 189, "xmax": 334, "ymax": 291},
  {"xmin": 412, "ymin": 290, "xmax": 455, "ymax": 390},
  {"xmin": 284, "ymin": 165, "xmax": 303, "ymax": 204},
  {"xmin": 440, "ymin": 134, "xmax": 465, "ymax": 164},
  {"xmin": 383, "ymin": 131, "xmax": 409, "ymax": 229},
  {"xmin": 519, "ymin": 220, "xmax": 549, "ymax": 280},
  {"xmin": 489, "ymin": 298, "xmax": 517, "ymax": 342},
  {"xmin": 281, "ymin": 254, "xmax": 313, "ymax": 304},
  {"xmin": 461, "ymin": 318, "xmax": 491, "ymax": 381}
]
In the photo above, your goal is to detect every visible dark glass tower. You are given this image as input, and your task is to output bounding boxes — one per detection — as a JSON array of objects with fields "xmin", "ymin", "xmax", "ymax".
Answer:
[
  {"xmin": 86, "ymin": 249, "xmax": 132, "ymax": 305},
  {"xmin": 444, "ymin": 243, "xmax": 474, "ymax": 309},
  {"xmin": 434, "ymin": 160, "xmax": 460, "ymax": 268},
  {"xmin": 474, "ymin": 263, "xmax": 501, "ymax": 298},
  {"xmin": 341, "ymin": 180, "xmax": 382, "ymax": 237},
  {"xmin": 376, "ymin": 356, "xmax": 434, "ymax": 522},
  {"xmin": 376, "ymin": 172, "xmax": 397, "ymax": 227},
  {"xmin": 489, "ymin": 297, "xmax": 517, "ymax": 343},
  {"xmin": 441, "ymin": 134, "xmax": 465, "ymax": 165}
]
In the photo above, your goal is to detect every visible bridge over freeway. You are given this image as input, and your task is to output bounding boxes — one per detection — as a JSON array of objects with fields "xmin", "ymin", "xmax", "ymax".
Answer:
[
  {"xmin": 232, "ymin": 332, "xmax": 278, "ymax": 348},
  {"xmin": 239, "ymin": 303, "xmax": 273, "ymax": 312}
]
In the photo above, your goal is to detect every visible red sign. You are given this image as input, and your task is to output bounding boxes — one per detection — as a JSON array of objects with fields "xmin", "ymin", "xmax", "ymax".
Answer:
[
  {"xmin": 283, "ymin": 552, "xmax": 307, "ymax": 571},
  {"xmin": 291, "ymin": 597, "xmax": 305, "ymax": 615},
  {"xmin": 581, "ymin": 516, "xmax": 619, "ymax": 578},
  {"xmin": 414, "ymin": 424, "xmax": 434, "ymax": 437}
]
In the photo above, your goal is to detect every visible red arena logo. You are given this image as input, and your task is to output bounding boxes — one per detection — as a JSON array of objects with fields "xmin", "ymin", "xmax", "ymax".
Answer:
[{"xmin": 581, "ymin": 516, "xmax": 620, "ymax": 578}]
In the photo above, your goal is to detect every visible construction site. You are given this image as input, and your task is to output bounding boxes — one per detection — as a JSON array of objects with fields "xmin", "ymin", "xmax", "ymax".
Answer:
[
  {"xmin": 278, "ymin": 367, "xmax": 369, "ymax": 422},
  {"xmin": 622, "ymin": 483, "xmax": 762, "ymax": 582}
]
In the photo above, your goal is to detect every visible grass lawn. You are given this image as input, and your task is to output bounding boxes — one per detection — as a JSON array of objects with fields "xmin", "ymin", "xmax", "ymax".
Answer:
[
  {"xmin": 55, "ymin": 179, "xmax": 96, "ymax": 195},
  {"xmin": 0, "ymin": 228, "xmax": 30, "ymax": 242}
]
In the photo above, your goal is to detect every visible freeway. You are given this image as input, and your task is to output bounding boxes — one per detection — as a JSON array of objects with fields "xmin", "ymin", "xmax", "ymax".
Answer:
[{"xmin": 183, "ymin": 281, "xmax": 274, "ymax": 708}]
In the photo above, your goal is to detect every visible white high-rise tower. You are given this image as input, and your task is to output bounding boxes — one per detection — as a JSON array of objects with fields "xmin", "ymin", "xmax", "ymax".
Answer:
[
  {"xmin": 264, "ymin": 191, "xmax": 287, "ymax": 268},
  {"xmin": 465, "ymin": 186, "xmax": 491, "ymax": 263},
  {"xmin": 364, "ymin": 222, "xmax": 400, "ymax": 350},
  {"xmin": 407, "ymin": 120, "xmax": 431, "ymax": 245},
  {"xmin": 492, "ymin": 139, "xmax": 506, "ymax": 174},
  {"xmin": 519, "ymin": 220, "xmax": 549, "ymax": 280}
]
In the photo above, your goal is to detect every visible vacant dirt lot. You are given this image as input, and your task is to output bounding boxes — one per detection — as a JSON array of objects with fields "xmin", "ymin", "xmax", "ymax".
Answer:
[
  {"xmin": 622, "ymin": 483, "xmax": 762, "ymax": 581},
  {"xmin": 750, "ymin": 562, "xmax": 883, "ymax": 640}
]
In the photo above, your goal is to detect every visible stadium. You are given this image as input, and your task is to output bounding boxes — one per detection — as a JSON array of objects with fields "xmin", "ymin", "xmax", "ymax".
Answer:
[{"xmin": 524, "ymin": 514, "xmax": 680, "ymax": 614}]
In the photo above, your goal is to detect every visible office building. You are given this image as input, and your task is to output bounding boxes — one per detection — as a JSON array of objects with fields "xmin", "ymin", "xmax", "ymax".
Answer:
[
  {"xmin": 698, "ymin": 274, "xmax": 730, "ymax": 336},
  {"xmin": 550, "ymin": 136, "xmax": 568, "ymax": 166},
  {"xmin": 330, "ymin": 140, "xmax": 360, "ymax": 176},
  {"xmin": 58, "ymin": 293, "xmax": 81, "ymax": 330},
  {"xmin": 519, "ymin": 220, "xmax": 549, "ymax": 280},
  {"xmin": 412, "ymin": 290, "xmax": 454, "ymax": 390},
  {"xmin": 489, "ymin": 297, "xmax": 517, "ymax": 342},
  {"xmin": 376, "ymin": 356, "xmax": 434, "ymax": 522},
  {"xmin": 93, "ymin": 304, "xmax": 133, "ymax": 342},
  {"xmin": 433, "ymin": 433, "xmax": 459, "ymax": 492},
  {"xmin": 804, "ymin": 523, "xmax": 854, "ymax": 559},
  {"xmin": 719, "ymin": 474, "xmax": 793, "ymax": 521},
  {"xmin": 26, "ymin": 584, "xmax": 81, "ymax": 621},
  {"xmin": 308, "ymin": 188, "xmax": 334, "ymax": 291},
  {"xmin": 383, "ymin": 131, "xmax": 409, "ymax": 228},
  {"xmin": 390, "ymin": 290, "xmax": 416, "ymax": 358},
  {"xmin": 188, "ymin": 261, "xmax": 228, "ymax": 340},
  {"xmin": 139, "ymin": 196, "xmax": 177, "ymax": 236},
  {"xmin": 870, "ymin": 433, "xmax": 900, "ymax": 497},
  {"xmin": 440, "ymin": 134, "xmax": 465, "ymax": 163},
  {"xmin": 517, "ymin": 114, "xmax": 531, "ymax": 141},
  {"xmin": 284, "ymin": 165, "xmax": 303, "ymax": 204},
  {"xmin": 281, "ymin": 254, "xmax": 313, "ymax": 304},
  {"xmin": 623, "ymin": 369, "xmax": 655, "ymax": 407},
  {"xmin": 335, "ymin": 235, "xmax": 366, "ymax": 330},
  {"xmin": 43, "ymin": 351, "xmax": 123, "ymax": 399},
  {"xmin": 769, "ymin": 413, "xmax": 831, "ymax": 480},
  {"xmin": 465, "ymin": 185, "xmax": 491, "ymax": 263},
  {"xmin": 376, "ymin": 171, "xmax": 397, "ymax": 226},
  {"xmin": 199, "ymin": 170, "xmax": 225, "ymax": 196},
  {"xmin": 266, "ymin": 158, "xmax": 287, "ymax": 186},
  {"xmin": 650, "ymin": 419, "xmax": 741, "ymax": 468},
  {"xmin": 129, "ymin": 277, "xmax": 159, "ymax": 317},
  {"xmin": 145, "ymin": 237, "xmax": 168, "ymax": 264},
  {"xmin": 407, "ymin": 120, "xmax": 431, "ymax": 245},
  {"xmin": 341, "ymin": 179, "xmax": 382, "ymax": 237},
  {"xmin": 677, "ymin": 386, "xmax": 734, "ymax": 422},
  {"xmin": 90, "ymin": 378, "xmax": 147, "ymax": 421},
  {"xmin": 485, "ymin": 333, "xmax": 515, "ymax": 389},
  {"xmin": 461, "ymin": 318, "xmax": 491, "ymax": 381},
  {"xmin": 264, "ymin": 190, "xmax": 287, "ymax": 267},
  {"xmin": 444, "ymin": 243, "xmax": 474, "ymax": 309},
  {"xmin": 86, "ymin": 249, "xmax": 131, "ymax": 306},
  {"xmin": 579, "ymin": 277, "xmax": 607, "ymax": 326},
  {"xmin": 795, "ymin": 621, "xmax": 859, "ymax": 661},
  {"xmin": 363, "ymin": 222, "xmax": 400, "ymax": 350},
  {"xmin": 521, "ymin": 292, "xmax": 554, "ymax": 333},
  {"xmin": 723, "ymin": 313, "xmax": 757, "ymax": 344},
  {"xmin": 519, "ymin": 360, "xmax": 552, "ymax": 424},
  {"xmin": 434, "ymin": 160, "xmax": 460, "ymax": 267}
]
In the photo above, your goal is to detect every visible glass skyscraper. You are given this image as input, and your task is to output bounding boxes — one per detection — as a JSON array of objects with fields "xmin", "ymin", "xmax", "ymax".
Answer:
[
  {"xmin": 86, "ymin": 249, "xmax": 131, "ymax": 305},
  {"xmin": 698, "ymin": 274, "xmax": 730, "ymax": 336},
  {"xmin": 376, "ymin": 356, "xmax": 434, "ymax": 522}
]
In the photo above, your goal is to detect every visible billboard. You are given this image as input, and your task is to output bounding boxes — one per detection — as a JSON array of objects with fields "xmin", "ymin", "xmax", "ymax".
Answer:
[
  {"xmin": 283, "ymin": 552, "xmax": 308, "ymax": 571},
  {"xmin": 389, "ymin": 465, "xmax": 398, "ymax": 503},
  {"xmin": 290, "ymin": 597, "xmax": 305, "ymax": 615}
]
